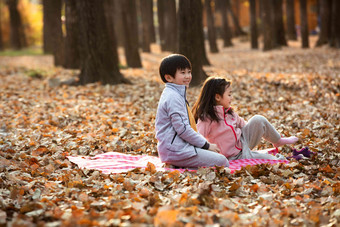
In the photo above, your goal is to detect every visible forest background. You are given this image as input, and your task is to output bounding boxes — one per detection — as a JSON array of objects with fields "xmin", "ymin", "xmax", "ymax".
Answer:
[{"xmin": 0, "ymin": 0, "xmax": 339, "ymax": 226}]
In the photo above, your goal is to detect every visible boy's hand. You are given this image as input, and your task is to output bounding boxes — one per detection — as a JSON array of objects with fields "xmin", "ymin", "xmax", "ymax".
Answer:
[{"xmin": 208, "ymin": 143, "xmax": 221, "ymax": 153}]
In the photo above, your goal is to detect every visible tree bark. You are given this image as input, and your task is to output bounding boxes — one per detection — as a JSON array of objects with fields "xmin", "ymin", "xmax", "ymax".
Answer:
[
  {"xmin": 286, "ymin": 0, "xmax": 297, "ymax": 40},
  {"xmin": 261, "ymin": 0, "xmax": 274, "ymax": 51},
  {"xmin": 112, "ymin": 0, "xmax": 124, "ymax": 47},
  {"xmin": 0, "ymin": 2, "xmax": 3, "ymax": 51},
  {"xmin": 315, "ymin": 0, "xmax": 331, "ymax": 47},
  {"xmin": 226, "ymin": 0, "xmax": 246, "ymax": 36},
  {"xmin": 249, "ymin": 0, "xmax": 258, "ymax": 49},
  {"xmin": 121, "ymin": 0, "xmax": 142, "ymax": 68},
  {"xmin": 330, "ymin": 0, "xmax": 340, "ymax": 48},
  {"xmin": 217, "ymin": 0, "xmax": 232, "ymax": 47},
  {"xmin": 7, "ymin": 0, "xmax": 26, "ymax": 49},
  {"xmin": 205, "ymin": 0, "xmax": 218, "ymax": 53},
  {"xmin": 178, "ymin": 0, "xmax": 208, "ymax": 86},
  {"xmin": 104, "ymin": 0, "xmax": 119, "ymax": 66},
  {"xmin": 148, "ymin": 0, "xmax": 156, "ymax": 43},
  {"xmin": 157, "ymin": 0, "xmax": 166, "ymax": 50},
  {"xmin": 273, "ymin": 0, "xmax": 287, "ymax": 46},
  {"xmin": 64, "ymin": 0, "xmax": 80, "ymax": 69},
  {"xmin": 140, "ymin": 0, "xmax": 154, "ymax": 52},
  {"xmin": 299, "ymin": 0, "xmax": 309, "ymax": 48},
  {"xmin": 76, "ymin": 0, "xmax": 126, "ymax": 85},
  {"xmin": 43, "ymin": 0, "xmax": 64, "ymax": 66},
  {"xmin": 157, "ymin": 0, "xmax": 177, "ymax": 52}
]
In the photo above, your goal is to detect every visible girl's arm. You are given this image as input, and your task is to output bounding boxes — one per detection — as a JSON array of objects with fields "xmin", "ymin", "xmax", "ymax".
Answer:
[{"xmin": 236, "ymin": 113, "xmax": 247, "ymax": 128}]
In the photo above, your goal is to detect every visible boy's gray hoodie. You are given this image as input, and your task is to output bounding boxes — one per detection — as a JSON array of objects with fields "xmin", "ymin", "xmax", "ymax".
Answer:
[{"xmin": 155, "ymin": 83, "xmax": 208, "ymax": 162}]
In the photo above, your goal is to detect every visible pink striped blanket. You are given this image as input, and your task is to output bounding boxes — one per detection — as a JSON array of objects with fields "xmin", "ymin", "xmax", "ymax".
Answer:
[{"xmin": 67, "ymin": 149, "xmax": 288, "ymax": 174}]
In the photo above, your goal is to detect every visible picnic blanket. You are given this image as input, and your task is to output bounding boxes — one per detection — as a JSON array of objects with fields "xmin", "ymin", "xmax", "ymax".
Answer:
[{"xmin": 67, "ymin": 149, "xmax": 289, "ymax": 174}]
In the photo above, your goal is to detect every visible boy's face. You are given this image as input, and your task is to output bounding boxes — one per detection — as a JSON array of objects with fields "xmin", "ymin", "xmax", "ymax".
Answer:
[{"xmin": 165, "ymin": 68, "xmax": 192, "ymax": 88}]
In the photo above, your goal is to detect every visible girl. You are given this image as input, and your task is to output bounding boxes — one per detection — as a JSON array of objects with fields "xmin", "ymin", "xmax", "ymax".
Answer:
[{"xmin": 192, "ymin": 77, "xmax": 298, "ymax": 160}]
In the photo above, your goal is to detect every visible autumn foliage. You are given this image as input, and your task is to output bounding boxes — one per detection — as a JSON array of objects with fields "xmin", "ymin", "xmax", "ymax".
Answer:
[{"xmin": 0, "ymin": 40, "xmax": 339, "ymax": 226}]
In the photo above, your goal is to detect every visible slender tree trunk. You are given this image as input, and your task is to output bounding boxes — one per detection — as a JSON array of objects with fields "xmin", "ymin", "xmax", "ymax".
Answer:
[
  {"xmin": 299, "ymin": 0, "xmax": 309, "ymax": 48},
  {"xmin": 249, "ymin": 0, "xmax": 258, "ymax": 49},
  {"xmin": 261, "ymin": 0, "xmax": 274, "ymax": 51},
  {"xmin": 164, "ymin": 0, "xmax": 177, "ymax": 52},
  {"xmin": 286, "ymin": 0, "xmax": 297, "ymax": 40},
  {"xmin": 140, "ymin": 0, "xmax": 153, "ymax": 52},
  {"xmin": 315, "ymin": 0, "xmax": 331, "ymax": 47},
  {"xmin": 0, "ymin": 2, "xmax": 3, "ymax": 51},
  {"xmin": 226, "ymin": 0, "xmax": 245, "ymax": 36},
  {"xmin": 148, "ymin": 0, "xmax": 156, "ymax": 43},
  {"xmin": 104, "ymin": 0, "xmax": 119, "ymax": 66},
  {"xmin": 205, "ymin": 0, "xmax": 218, "ymax": 53},
  {"xmin": 330, "ymin": 0, "xmax": 340, "ymax": 48},
  {"xmin": 273, "ymin": 0, "xmax": 287, "ymax": 46},
  {"xmin": 121, "ymin": 0, "xmax": 142, "ymax": 68},
  {"xmin": 157, "ymin": 0, "xmax": 166, "ymax": 50},
  {"xmin": 64, "ymin": 0, "xmax": 80, "ymax": 69},
  {"xmin": 7, "ymin": 0, "xmax": 26, "ymax": 49},
  {"xmin": 112, "ymin": 0, "xmax": 124, "ymax": 47},
  {"xmin": 178, "ymin": 0, "xmax": 207, "ymax": 86},
  {"xmin": 76, "ymin": 0, "xmax": 126, "ymax": 85},
  {"xmin": 157, "ymin": 0, "xmax": 177, "ymax": 52},
  {"xmin": 43, "ymin": 0, "xmax": 64, "ymax": 66},
  {"xmin": 217, "ymin": 0, "xmax": 232, "ymax": 47}
]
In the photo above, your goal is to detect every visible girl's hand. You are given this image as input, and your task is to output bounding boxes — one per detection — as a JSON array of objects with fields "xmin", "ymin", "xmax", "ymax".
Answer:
[{"xmin": 209, "ymin": 143, "xmax": 221, "ymax": 153}]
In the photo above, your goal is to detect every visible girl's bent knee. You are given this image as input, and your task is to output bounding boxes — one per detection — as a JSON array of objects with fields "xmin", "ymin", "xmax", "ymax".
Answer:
[{"xmin": 250, "ymin": 115, "xmax": 268, "ymax": 123}]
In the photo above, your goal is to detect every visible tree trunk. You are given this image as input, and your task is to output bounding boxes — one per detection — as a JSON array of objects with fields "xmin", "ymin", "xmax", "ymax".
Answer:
[
  {"xmin": 164, "ymin": 0, "xmax": 177, "ymax": 52},
  {"xmin": 112, "ymin": 0, "xmax": 124, "ymax": 47},
  {"xmin": 140, "ymin": 0, "xmax": 153, "ymax": 52},
  {"xmin": 148, "ymin": 0, "xmax": 156, "ymax": 43},
  {"xmin": 273, "ymin": 0, "xmax": 287, "ymax": 46},
  {"xmin": 205, "ymin": 0, "xmax": 218, "ymax": 53},
  {"xmin": 7, "ymin": 0, "xmax": 26, "ymax": 49},
  {"xmin": 226, "ymin": 0, "xmax": 246, "ymax": 36},
  {"xmin": 286, "ymin": 0, "xmax": 297, "ymax": 40},
  {"xmin": 261, "ymin": 0, "xmax": 274, "ymax": 51},
  {"xmin": 0, "ymin": 3, "xmax": 3, "ymax": 51},
  {"xmin": 330, "ymin": 0, "xmax": 340, "ymax": 48},
  {"xmin": 76, "ymin": 0, "xmax": 126, "ymax": 85},
  {"xmin": 157, "ymin": 0, "xmax": 166, "ymax": 50},
  {"xmin": 315, "ymin": 0, "xmax": 331, "ymax": 47},
  {"xmin": 43, "ymin": 0, "xmax": 64, "ymax": 66},
  {"xmin": 178, "ymin": 0, "xmax": 207, "ymax": 86},
  {"xmin": 249, "ymin": 0, "xmax": 258, "ymax": 49},
  {"xmin": 104, "ymin": 0, "xmax": 119, "ymax": 66},
  {"xmin": 217, "ymin": 0, "xmax": 232, "ymax": 47},
  {"xmin": 299, "ymin": 0, "xmax": 309, "ymax": 48},
  {"xmin": 157, "ymin": 0, "xmax": 177, "ymax": 52},
  {"xmin": 64, "ymin": 0, "xmax": 80, "ymax": 69},
  {"xmin": 121, "ymin": 0, "xmax": 142, "ymax": 68}
]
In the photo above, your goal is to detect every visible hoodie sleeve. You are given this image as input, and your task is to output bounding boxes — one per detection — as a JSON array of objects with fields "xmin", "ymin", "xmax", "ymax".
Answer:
[{"xmin": 167, "ymin": 96, "xmax": 207, "ymax": 148}]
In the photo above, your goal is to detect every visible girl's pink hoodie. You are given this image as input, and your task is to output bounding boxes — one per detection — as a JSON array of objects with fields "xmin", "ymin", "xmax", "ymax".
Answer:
[{"xmin": 197, "ymin": 105, "xmax": 247, "ymax": 158}]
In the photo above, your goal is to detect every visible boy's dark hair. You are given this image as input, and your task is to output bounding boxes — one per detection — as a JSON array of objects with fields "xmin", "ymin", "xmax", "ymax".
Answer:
[
  {"xmin": 159, "ymin": 54, "xmax": 192, "ymax": 83},
  {"xmin": 192, "ymin": 77, "xmax": 233, "ymax": 122}
]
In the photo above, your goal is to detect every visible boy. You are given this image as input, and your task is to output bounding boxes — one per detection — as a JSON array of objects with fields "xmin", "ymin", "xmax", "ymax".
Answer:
[{"xmin": 155, "ymin": 54, "xmax": 229, "ymax": 168}]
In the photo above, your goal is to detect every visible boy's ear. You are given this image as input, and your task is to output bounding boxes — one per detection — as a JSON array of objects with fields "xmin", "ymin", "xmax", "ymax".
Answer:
[{"xmin": 164, "ymin": 74, "xmax": 174, "ymax": 83}]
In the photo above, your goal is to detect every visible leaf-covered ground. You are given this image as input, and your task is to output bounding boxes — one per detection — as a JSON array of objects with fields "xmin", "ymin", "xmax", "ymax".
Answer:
[{"xmin": 0, "ymin": 38, "xmax": 339, "ymax": 226}]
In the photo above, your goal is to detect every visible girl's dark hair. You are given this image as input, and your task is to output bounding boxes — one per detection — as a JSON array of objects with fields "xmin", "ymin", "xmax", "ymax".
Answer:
[
  {"xmin": 192, "ymin": 77, "xmax": 233, "ymax": 122},
  {"xmin": 159, "ymin": 54, "xmax": 192, "ymax": 83}
]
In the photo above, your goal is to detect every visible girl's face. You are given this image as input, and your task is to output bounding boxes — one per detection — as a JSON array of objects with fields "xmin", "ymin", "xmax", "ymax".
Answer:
[{"xmin": 215, "ymin": 85, "xmax": 232, "ymax": 109}]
